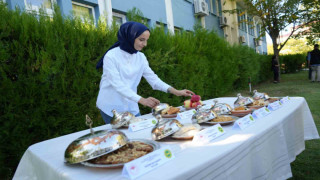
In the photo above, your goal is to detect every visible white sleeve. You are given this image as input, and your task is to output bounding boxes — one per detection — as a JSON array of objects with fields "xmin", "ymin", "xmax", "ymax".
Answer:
[
  {"xmin": 142, "ymin": 59, "xmax": 171, "ymax": 92},
  {"xmin": 104, "ymin": 55, "xmax": 142, "ymax": 103}
]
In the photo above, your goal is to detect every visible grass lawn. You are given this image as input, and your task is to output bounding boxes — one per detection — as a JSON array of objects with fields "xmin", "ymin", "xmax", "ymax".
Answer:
[{"xmin": 224, "ymin": 70, "xmax": 320, "ymax": 179}]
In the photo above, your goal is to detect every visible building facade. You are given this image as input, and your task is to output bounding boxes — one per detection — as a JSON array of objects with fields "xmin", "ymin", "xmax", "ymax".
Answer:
[{"xmin": 3, "ymin": 0, "xmax": 267, "ymax": 54}]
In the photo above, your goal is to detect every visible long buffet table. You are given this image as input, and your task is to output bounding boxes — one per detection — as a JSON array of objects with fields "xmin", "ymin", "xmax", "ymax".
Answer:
[{"xmin": 13, "ymin": 97, "xmax": 319, "ymax": 180}]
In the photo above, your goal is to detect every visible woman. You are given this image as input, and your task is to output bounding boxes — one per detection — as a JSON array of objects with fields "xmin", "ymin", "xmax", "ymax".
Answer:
[
  {"xmin": 271, "ymin": 55, "xmax": 279, "ymax": 83},
  {"xmin": 96, "ymin": 22, "xmax": 194, "ymax": 124}
]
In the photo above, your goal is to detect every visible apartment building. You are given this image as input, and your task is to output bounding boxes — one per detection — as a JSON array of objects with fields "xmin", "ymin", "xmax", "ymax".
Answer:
[{"xmin": 3, "ymin": 0, "xmax": 267, "ymax": 54}]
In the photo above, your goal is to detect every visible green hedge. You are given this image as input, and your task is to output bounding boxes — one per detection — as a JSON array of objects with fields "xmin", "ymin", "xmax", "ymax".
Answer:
[
  {"xmin": 279, "ymin": 54, "xmax": 306, "ymax": 73},
  {"xmin": 0, "ymin": 3, "xmax": 271, "ymax": 179}
]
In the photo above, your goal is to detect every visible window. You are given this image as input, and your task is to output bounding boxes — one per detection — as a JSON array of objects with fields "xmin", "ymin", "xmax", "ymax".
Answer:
[
  {"xmin": 256, "ymin": 24, "xmax": 261, "ymax": 37},
  {"xmin": 210, "ymin": 0, "xmax": 220, "ymax": 15},
  {"xmin": 237, "ymin": 10, "xmax": 247, "ymax": 32},
  {"xmin": 174, "ymin": 27, "xmax": 182, "ymax": 35},
  {"xmin": 72, "ymin": 2, "xmax": 95, "ymax": 22},
  {"xmin": 112, "ymin": 12, "xmax": 126, "ymax": 27},
  {"xmin": 24, "ymin": 0, "xmax": 55, "ymax": 16},
  {"xmin": 247, "ymin": 16, "xmax": 254, "ymax": 35}
]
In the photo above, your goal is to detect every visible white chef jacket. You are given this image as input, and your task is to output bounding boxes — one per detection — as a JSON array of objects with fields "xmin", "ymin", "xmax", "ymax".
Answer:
[{"xmin": 96, "ymin": 47, "xmax": 171, "ymax": 116}]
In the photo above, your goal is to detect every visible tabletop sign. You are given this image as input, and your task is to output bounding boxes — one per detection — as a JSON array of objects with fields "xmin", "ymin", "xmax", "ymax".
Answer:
[
  {"xmin": 252, "ymin": 107, "xmax": 272, "ymax": 119},
  {"xmin": 268, "ymin": 101, "xmax": 283, "ymax": 111},
  {"xmin": 122, "ymin": 146, "xmax": 175, "ymax": 180},
  {"xmin": 280, "ymin": 96, "xmax": 291, "ymax": 104},
  {"xmin": 176, "ymin": 109, "xmax": 196, "ymax": 124},
  {"xmin": 129, "ymin": 118, "xmax": 158, "ymax": 132},
  {"xmin": 192, "ymin": 124, "xmax": 226, "ymax": 144},
  {"xmin": 233, "ymin": 114, "xmax": 256, "ymax": 130}
]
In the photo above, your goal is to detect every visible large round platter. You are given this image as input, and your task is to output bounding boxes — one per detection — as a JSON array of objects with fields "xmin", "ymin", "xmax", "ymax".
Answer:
[
  {"xmin": 205, "ymin": 115, "xmax": 239, "ymax": 126},
  {"xmin": 247, "ymin": 105, "xmax": 264, "ymax": 110},
  {"xmin": 230, "ymin": 109, "xmax": 252, "ymax": 117},
  {"xmin": 267, "ymin": 97, "xmax": 280, "ymax": 103},
  {"xmin": 161, "ymin": 114, "xmax": 178, "ymax": 118},
  {"xmin": 80, "ymin": 139, "xmax": 160, "ymax": 168},
  {"xmin": 171, "ymin": 135, "xmax": 194, "ymax": 140}
]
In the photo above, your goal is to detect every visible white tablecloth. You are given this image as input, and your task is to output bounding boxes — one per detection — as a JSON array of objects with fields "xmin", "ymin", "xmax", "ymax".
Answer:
[{"xmin": 13, "ymin": 97, "xmax": 319, "ymax": 180}]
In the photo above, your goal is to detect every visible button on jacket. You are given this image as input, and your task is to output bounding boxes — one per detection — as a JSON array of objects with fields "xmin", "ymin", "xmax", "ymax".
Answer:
[{"xmin": 96, "ymin": 47, "xmax": 171, "ymax": 116}]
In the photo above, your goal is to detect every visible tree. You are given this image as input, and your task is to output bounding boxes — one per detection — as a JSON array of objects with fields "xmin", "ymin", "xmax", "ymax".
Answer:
[
  {"xmin": 299, "ymin": 0, "xmax": 320, "ymax": 44},
  {"xmin": 267, "ymin": 38, "xmax": 313, "ymax": 55},
  {"xmin": 223, "ymin": 0, "xmax": 315, "ymax": 79}
]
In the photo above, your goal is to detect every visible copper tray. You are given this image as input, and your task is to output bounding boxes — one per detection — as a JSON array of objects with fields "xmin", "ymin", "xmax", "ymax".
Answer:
[{"xmin": 80, "ymin": 139, "xmax": 160, "ymax": 168}]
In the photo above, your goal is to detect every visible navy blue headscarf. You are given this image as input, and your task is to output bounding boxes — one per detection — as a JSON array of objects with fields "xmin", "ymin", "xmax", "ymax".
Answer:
[{"xmin": 96, "ymin": 22, "xmax": 149, "ymax": 69}]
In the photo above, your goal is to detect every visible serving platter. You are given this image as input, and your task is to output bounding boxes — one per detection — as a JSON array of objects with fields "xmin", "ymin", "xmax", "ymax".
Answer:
[
  {"xmin": 247, "ymin": 105, "xmax": 265, "ymax": 110},
  {"xmin": 161, "ymin": 114, "xmax": 178, "ymax": 118},
  {"xmin": 204, "ymin": 115, "xmax": 239, "ymax": 126},
  {"xmin": 80, "ymin": 139, "xmax": 160, "ymax": 168},
  {"xmin": 230, "ymin": 109, "xmax": 252, "ymax": 117},
  {"xmin": 171, "ymin": 135, "xmax": 194, "ymax": 140}
]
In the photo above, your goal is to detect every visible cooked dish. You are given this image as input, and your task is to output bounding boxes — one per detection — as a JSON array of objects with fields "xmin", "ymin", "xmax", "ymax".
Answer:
[
  {"xmin": 250, "ymin": 99, "xmax": 269, "ymax": 106},
  {"xmin": 161, "ymin": 106, "xmax": 180, "ymax": 115},
  {"xmin": 233, "ymin": 106, "xmax": 246, "ymax": 111},
  {"xmin": 172, "ymin": 123, "xmax": 201, "ymax": 138},
  {"xmin": 211, "ymin": 116, "xmax": 234, "ymax": 122},
  {"xmin": 88, "ymin": 141, "xmax": 153, "ymax": 164}
]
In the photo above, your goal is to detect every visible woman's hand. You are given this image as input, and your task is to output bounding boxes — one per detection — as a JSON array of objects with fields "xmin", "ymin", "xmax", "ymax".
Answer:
[
  {"xmin": 168, "ymin": 88, "xmax": 194, "ymax": 97},
  {"xmin": 138, "ymin": 97, "xmax": 160, "ymax": 108}
]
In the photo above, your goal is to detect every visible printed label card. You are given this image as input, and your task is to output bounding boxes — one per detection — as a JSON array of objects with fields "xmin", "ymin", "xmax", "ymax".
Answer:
[
  {"xmin": 122, "ymin": 146, "xmax": 175, "ymax": 180},
  {"xmin": 233, "ymin": 114, "xmax": 256, "ymax": 130},
  {"xmin": 176, "ymin": 109, "xmax": 196, "ymax": 124},
  {"xmin": 129, "ymin": 118, "xmax": 158, "ymax": 132},
  {"xmin": 268, "ymin": 101, "xmax": 283, "ymax": 111},
  {"xmin": 280, "ymin": 96, "xmax": 291, "ymax": 105},
  {"xmin": 192, "ymin": 124, "xmax": 226, "ymax": 144},
  {"xmin": 252, "ymin": 107, "xmax": 272, "ymax": 119}
]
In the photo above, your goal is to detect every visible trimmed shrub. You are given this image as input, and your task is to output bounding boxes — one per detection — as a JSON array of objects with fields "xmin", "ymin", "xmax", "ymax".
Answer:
[{"xmin": 279, "ymin": 54, "xmax": 306, "ymax": 73}]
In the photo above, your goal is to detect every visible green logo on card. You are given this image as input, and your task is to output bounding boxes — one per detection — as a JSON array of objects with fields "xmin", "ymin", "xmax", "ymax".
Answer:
[
  {"xmin": 265, "ymin": 108, "xmax": 270, "ymax": 112},
  {"xmin": 218, "ymin": 127, "xmax": 224, "ymax": 132},
  {"xmin": 164, "ymin": 149, "xmax": 172, "ymax": 158},
  {"xmin": 152, "ymin": 120, "xmax": 157, "ymax": 124},
  {"xmin": 250, "ymin": 116, "xmax": 254, "ymax": 121}
]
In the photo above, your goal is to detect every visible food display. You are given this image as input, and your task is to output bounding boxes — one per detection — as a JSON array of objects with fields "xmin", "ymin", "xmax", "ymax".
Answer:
[
  {"xmin": 151, "ymin": 115, "xmax": 182, "ymax": 140},
  {"xmin": 230, "ymin": 106, "xmax": 252, "ymax": 117},
  {"xmin": 65, "ymin": 129, "xmax": 129, "ymax": 164},
  {"xmin": 247, "ymin": 99, "xmax": 269, "ymax": 110},
  {"xmin": 161, "ymin": 106, "xmax": 181, "ymax": 118},
  {"xmin": 206, "ymin": 115, "xmax": 239, "ymax": 126},
  {"xmin": 152, "ymin": 103, "xmax": 170, "ymax": 116},
  {"xmin": 65, "ymin": 116, "xmax": 160, "ymax": 169},
  {"xmin": 80, "ymin": 139, "xmax": 159, "ymax": 168},
  {"xmin": 252, "ymin": 90, "xmax": 270, "ymax": 100},
  {"xmin": 171, "ymin": 123, "xmax": 202, "ymax": 140},
  {"xmin": 184, "ymin": 94, "xmax": 204, "ymax": 109},
  {"xmin": 86, "ymin": 141, "xmax": 153, "ymax": 165},
  {"xmin": 192, "ymin": 109, "xmax": 218, "ymax": 124},
  {"xmin": 234, "ymin": 93, "xmax": 254, "ymax": 108},
  {"xmin": 110, "ymin": 110, "xmax": 135, "ymax": 129},
  {"xmin": 211, "ymin": 100, "xmax": 232, "ymax": 115}
]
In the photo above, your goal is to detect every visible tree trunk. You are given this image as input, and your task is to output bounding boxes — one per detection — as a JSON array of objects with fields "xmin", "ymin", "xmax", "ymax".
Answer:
[{"xmin": 271, "ymin": 36, "xmax": 281, "ymax": 81}]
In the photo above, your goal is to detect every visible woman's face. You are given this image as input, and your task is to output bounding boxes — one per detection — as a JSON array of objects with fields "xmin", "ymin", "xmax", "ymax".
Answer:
[{"xmin": 134, "ymin": 30, "xmax": 150, "ymax": 51}]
